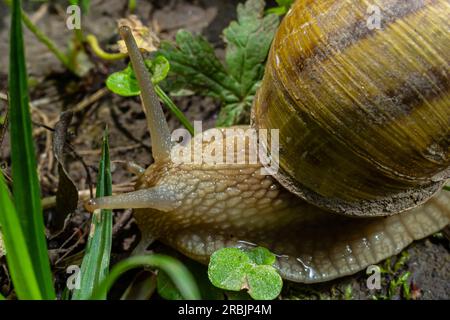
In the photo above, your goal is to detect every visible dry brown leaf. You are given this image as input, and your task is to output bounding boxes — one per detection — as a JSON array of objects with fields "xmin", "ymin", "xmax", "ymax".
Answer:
[{"xmin": 117, "ymin": 15, "xmax": 160, "ymax": 53}]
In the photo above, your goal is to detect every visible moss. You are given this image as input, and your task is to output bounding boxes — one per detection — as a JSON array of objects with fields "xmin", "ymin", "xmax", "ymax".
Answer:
[{"xmin": 371, "ymin": 251, "xmax": 412, "ymax": 300}]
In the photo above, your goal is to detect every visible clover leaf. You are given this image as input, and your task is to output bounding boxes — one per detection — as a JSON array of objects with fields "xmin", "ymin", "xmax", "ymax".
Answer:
[
  {"xmin": 106, "ymin": 55, "xmax": 170, "ymax": 97},
  {"xmin": 208, "ymin": 247, "xmax": 282, "ymax": 300}
]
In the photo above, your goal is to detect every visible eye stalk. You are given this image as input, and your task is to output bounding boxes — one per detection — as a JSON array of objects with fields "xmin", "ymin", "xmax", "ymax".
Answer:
[{"xmin": 119, "ymin": 26, "xmax": 172, "ymax": 163}]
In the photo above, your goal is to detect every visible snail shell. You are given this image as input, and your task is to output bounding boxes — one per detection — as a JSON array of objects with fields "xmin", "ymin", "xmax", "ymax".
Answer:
[{"xmin": 253, "ymin": 0, "xmax": 450, "ymax": 216}]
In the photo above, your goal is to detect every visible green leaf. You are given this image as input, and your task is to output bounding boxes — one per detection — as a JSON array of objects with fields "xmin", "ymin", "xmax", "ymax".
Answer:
[
  {"xmin": 106, "ymin": 65, "xmax": 140, "ymax": 97},
  {"xmin": 120, "ymin": 271, "xmax": 156, "ymax": 300},
  {"xmin": 223, "ymin": 0, "xmax": 279, "ymax": 97},
  {"xmin": 145, "ymin": 56, "xmax": 170, "ymax": 84},
  {"xmin": 247, "ymin": 265, "xmax": 282, "ymax": 300},
  {"xmin": 6, "ymin": 0, "xmax": 55, "ymax": 300},
  {"xmin": 158, "ymin": 30, "xmax": 240, "ymax": 103},
  {"xmin": 0, "ymin": 173, "xmax": 46, "ymax": 299},
  {"xmin": 72, "ymin": 128, "xmax": 113, "ymax": 300},
  {"xmin": 208, "ymin": 247, "xmax": 283, "ymax": 300},
  {"xmin": 157, "ymin": 258, "xmax": 225, "ymax": 300},
  {"xmin": 91, "ymin": 255, "xmax": 200, "ymax": 300},
  {"xmin": 157, "ymin": 270, "xmax": 184, "ymax": 300},
  {"xmin": 266, "ymin": 0, "xmax": 294, "ymax": 15},
  {"xmin": 158, "ymin": 0, "xmax": 279, "ymax": 126},
  {"xmin": 216, "ymin": 102, "xmax": 249, "ymax": 127},
  {"xmin": 208, "ymin": 248, "xmax": 252, "ymax": 291},
  {"xmin": 246, "ymin": 246, "xmax": 276, "ymax": 266},
  {"xmin": 107, "ymin": 56, "xmax": 171, "ymax": 97},
  {"xmin": 107, "ymin": 57, "xmax": 194, "ymax": 135}
]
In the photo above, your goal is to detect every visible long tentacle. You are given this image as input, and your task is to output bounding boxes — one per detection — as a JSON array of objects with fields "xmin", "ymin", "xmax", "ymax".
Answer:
[{"xmin": 119, "ymin": 26, "xmax": 172, "ymax": 162}]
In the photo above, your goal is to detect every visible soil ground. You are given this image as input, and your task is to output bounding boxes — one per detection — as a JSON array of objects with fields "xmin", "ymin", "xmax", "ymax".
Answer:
[{"xmin": 0, "ymin": 0, "xmax": 448, "ymax": 300}]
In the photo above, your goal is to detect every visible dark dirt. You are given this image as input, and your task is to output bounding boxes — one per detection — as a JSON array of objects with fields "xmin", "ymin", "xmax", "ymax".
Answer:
[{"xmin": 0, "ymin": 0, "xmax": 448, "ymax": 300}]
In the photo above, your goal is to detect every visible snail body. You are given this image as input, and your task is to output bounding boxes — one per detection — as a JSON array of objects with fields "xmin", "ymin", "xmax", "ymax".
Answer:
[{"xmin": 87, "ymin": 0, "xmax": 450, "ymax": 284}]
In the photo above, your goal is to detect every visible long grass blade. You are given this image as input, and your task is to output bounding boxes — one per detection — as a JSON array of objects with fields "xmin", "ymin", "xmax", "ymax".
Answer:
[
  {"xmin": 7, "ymin": 0, "xmax": 55, "ymax": 299},
  {"xmin": 91, "ymin": 255, "xmax": 201, "ymax": 300},
  {"xmin": 72, "ymin": 128, "xmax": 113, "ymax": 300},
  {"xmin": 0, "ymin": 173, "xmax": 44, "ymax": 299}
]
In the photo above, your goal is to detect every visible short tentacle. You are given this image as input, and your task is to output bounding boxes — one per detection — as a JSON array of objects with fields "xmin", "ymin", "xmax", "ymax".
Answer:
[{"xmin": 85, "ymin": 186, "xmax": 180, "ymax": 212}]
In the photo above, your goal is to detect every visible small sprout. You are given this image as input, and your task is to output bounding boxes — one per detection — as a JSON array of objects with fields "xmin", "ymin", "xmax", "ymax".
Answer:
[
  {"xmin": 208, "ymin": 247, "xmax": 283, "ymax": 300},
  {"xmin": 393, "ymin": 251, "xmax": 409, "ymax": 272},
  {"xmin": 144, "ymin": 57, "xmax": 170, "ymax": 85},
  {"xmin": 344, "ymin": 284, "xmax": 353, "ymax": 300}
]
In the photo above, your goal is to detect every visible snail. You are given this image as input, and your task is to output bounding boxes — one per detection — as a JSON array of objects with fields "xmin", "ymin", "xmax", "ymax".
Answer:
[{"xmin": 86, "ymin": 0, "xmax": 450, "ymax": 284}]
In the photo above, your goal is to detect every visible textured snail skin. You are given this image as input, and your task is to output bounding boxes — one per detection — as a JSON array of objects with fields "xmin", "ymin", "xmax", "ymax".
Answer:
[
  {"xmin": 253, "ymin": 0, "xmax": 450, "ymax": 216},
  {"xmin": 133, "ymin": 128, "xmax": 450, "ymax": 283}
]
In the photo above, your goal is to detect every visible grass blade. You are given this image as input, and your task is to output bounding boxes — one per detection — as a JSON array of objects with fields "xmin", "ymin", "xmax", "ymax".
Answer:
[
  {"xmin": 72, "ymin": 128, "xmax": 113, "ymax": 300},
  {"xmin": 7, "ymin": 0, "xmax": 55, "ymax": 299},
  {"xmin": 91, "ymin": 255, "xmax": 201, "ymax": 300},
  {"xmin": 0, "ymin": 173, "xmax": 46, "ymax": 299},
  {"xmin": 155, "ymin": 85, "xmax": 194, "ymax": 135}
]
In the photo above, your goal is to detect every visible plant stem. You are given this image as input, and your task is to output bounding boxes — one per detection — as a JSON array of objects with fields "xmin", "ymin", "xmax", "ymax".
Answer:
[
  {"xmin": 155, "ymin": 85, "xmax": 194, "ymax": 136},
  {"xmin": 4, "ymin": 0, "xmax": 71, "ymax": 70},
  {"xmin": 86, "ymin": 34, "xmax": 127, "ymax": 61},
  {"xmin": 128, "ymin": 0, "xmax": 137, "ymax": 12}
]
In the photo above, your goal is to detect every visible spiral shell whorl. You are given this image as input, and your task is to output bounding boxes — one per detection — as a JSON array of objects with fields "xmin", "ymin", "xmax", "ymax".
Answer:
[{"xmin": 253, "ymin": 0, "xmax": 450, "ymax": 216}]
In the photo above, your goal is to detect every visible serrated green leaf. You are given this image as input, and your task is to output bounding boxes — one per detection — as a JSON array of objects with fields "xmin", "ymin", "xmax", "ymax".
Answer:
[
  {"xmin": 223, "ymin": 0, "xmax": 279, "ymax": 97},
  {"xmin": 157, "ymin": 0, "xmax": 279, "ymax": 127},
  {"xmin": 216, "ymin": 102, "xmax": 248, "ymax": 127},
  {"xmin": 158, "ymin": 30, "xmax": 241, "ymax": 103}
]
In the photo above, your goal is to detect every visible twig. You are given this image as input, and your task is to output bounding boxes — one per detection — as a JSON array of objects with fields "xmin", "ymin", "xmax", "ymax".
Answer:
[
  {"xmin": 4, "ymin": 0, "xmax": 71, "ymax": 71},
  {"xmin": 77, "ymin": 143, "xmax": 141, "ymax": 156},
  {"xmin": 65, "ymin": 142, "xmax": 95, "ymax": 198},
  {"xmin": 113, "ymin": 209, "xmax": 133, "ymax": 235},
  {"xmin": 70, "ymin": 87, "xmax": 109, "ymax": 114},
  {"xmin": 41, "ymin": 183, "xmax": 135, "ymax": 209}
]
